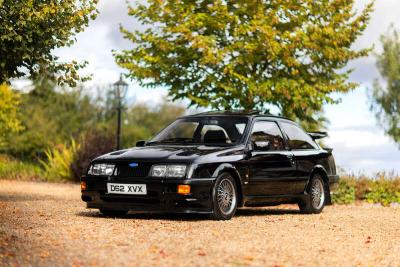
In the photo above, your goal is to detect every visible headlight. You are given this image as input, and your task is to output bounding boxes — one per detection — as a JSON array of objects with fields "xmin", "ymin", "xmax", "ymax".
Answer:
[
  {"xmin": 166, "ymin": 165, "xmax": 186, "ymax": 177},
  {"xmin": 150, "ymin": 164, "xmax": 186, "ymax": 178},
  {"xmin": 150, "ymin": 165, "xmax": 167, "ymax": 177},
  {"xmin": 88, "ymin": 163, "xmax": 115, "ymax": 176}
]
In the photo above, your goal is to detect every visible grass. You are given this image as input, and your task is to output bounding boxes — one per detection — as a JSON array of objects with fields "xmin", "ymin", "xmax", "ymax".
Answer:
[{"xmin": 0, "ymin": 154, "xmax": 44, "ymax": 181}]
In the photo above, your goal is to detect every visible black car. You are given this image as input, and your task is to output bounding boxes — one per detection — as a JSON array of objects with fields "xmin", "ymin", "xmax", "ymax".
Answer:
[{"xmin": 81, "ymin": 111, "xmax": 339, "ymax": 220}]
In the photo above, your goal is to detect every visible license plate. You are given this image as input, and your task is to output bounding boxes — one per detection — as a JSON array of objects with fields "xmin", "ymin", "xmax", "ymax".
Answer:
[{"xmin": 107, "ymin": 183, "xmax": 147, "ymax": 195}]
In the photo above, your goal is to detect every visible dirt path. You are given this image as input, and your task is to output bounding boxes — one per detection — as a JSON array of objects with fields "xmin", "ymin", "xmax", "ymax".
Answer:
[{"xmin": 0, "ymin": 179, "xmax": 399, "ymax": 267}]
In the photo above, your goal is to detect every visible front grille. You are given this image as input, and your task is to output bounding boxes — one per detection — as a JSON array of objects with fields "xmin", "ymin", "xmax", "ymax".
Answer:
[{"xmin": 114, "ymin": 162, "xmax": 152, "ymax": 178}]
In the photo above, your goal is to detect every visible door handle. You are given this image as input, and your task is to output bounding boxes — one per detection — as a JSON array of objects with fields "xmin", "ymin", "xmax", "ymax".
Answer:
[{"xmin": 287, "ymin": 154, "xmax": 295, "ymax": 166}]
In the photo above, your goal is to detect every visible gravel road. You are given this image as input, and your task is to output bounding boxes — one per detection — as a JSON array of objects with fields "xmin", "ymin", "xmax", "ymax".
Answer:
[{"xmin": 0, "ymin": 179, "xmax": 399, "ymax": 267}]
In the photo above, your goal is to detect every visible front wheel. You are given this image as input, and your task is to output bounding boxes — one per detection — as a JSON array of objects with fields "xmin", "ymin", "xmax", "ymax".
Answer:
[
  {"xmin": 210, "ymin": 173, "xmax": 238, "ymax": 220},
  {"xmin": 298, "ymin": 174, "xmax": 326, "ymax": 214}
]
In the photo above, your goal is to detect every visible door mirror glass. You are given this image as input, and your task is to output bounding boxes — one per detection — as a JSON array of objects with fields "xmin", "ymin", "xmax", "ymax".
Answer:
[
  {"xmin": 136, "ymin": 140, "xmax": 147, "ymax": 147},
  {"xmin": 254, "ymin": 141, "xmax": 270, "ymax": 150}
]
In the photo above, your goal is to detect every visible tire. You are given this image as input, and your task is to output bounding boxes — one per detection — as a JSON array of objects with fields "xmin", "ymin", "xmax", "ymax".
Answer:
[
  {"xmin": 298, "ymin": 174, "xmax": 326, "ymax": 214},
  {"xmin": 210, "ymin": 173, "xmax": 238, "ymax": 220},
  {"xmin": 99, "ymin": 208, "xmax": 128, "ymax": 217}
]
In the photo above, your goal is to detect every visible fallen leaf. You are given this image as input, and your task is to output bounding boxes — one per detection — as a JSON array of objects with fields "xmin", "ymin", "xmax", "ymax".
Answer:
[
  {"xmin": 243, "ymin": 255, "xmax": 254, "ymax": 261},
  {"xmin": 198, "ymin": 251, "xmax": 206, "ymax": 256},
  {"xmin": 40, "ymin": 251, "xmax": 50, "ymax": 259}
]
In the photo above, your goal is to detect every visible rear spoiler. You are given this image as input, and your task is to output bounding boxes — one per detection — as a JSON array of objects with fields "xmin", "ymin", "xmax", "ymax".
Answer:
[{"xmin": 307, "ymin": 131, "xmax": 328, "ymax": 140}]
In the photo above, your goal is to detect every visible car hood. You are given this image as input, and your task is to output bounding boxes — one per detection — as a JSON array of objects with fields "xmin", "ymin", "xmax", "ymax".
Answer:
[{"xmin": 94, "ymin": 145, "xmax": 244, "ymax": 163}]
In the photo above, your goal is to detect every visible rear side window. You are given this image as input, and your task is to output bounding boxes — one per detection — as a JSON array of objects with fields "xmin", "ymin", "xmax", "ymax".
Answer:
[{"xmin": 280, "ymin": 122, "xmax": 318, "ymax": 150}]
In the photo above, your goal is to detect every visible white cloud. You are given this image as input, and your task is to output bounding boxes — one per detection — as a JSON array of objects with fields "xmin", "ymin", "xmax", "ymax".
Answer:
[{"xmin": 328, "ymin": 130, "xmax": 387, "ymax": 148}]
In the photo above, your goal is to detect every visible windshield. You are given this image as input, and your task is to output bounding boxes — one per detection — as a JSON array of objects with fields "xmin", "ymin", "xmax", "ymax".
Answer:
[{"xmin": 148, "ymin": 116, "xmax": 249, "ymax": 146}]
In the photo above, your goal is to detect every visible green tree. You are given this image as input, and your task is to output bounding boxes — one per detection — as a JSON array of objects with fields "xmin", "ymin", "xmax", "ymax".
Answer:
[
  {"xmin": 371, "ymin": 26, "xmax": 400, "ymax": 145},
  {"xmin": 114, "ymin": 0, "xmax": 373, "ymax": 129},
  {"xmin": 122, "ymin": 100, "xmax": 186, "ymax": 146},
  {"xmin": 0, "ymin": 84, "xmax": 22, "ymax": 147},
  {"xmin": 2, "ymin": 77, "xmax": 100, "ymax": 159},
  {"xmin": 0, "ymin": 0, "xmax": 98, "ymax": 86}
]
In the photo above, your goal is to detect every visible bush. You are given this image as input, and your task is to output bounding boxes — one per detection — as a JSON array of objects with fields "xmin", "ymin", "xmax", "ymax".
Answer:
[
  {"xmin": 70, "ymin": 130, "xmax": 115, "ymax": 181},
  {"xmin": 332, "ymin": 178, "xmax": 356, "ymax": 204},
  {"xmin": 40, "ymin": 139, "xmax": 79, "ymax": 182},
  {"xmin": 364, "ymin": 176, "xmax": 400, "ymax": 206},
  {"xmin": 332, "ymin": 173, "xmax": 400, "ymax": 206},
  {"xmin": 0, "ymin": 154, "xmax": 43, "ymax": 181}
]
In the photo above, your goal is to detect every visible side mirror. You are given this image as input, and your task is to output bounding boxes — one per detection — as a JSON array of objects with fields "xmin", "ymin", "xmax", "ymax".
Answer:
[
  {"xmin": 135, "ymin": 140, "xmax": 147, "ymax": 147},
  {"xmin": 254, "ymin": 141, "xmax": 270, "ymax": 150}
]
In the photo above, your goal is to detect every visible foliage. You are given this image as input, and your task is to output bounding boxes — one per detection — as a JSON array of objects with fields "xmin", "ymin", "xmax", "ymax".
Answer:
[
  {"xmin": 0, "ymin": 84, "xmax": 22, "ymax": 147},
  {"xmin": 40, "ymin": 139, "xmax": 79, "ymax": 182},
  {"xmin": 0, "ymin": 154, "xmax": 43, "ymax": 181},
  {"xmin": 1, "ymin": 77, "xmax": 101, "ymax": 160},
  {"xmin": 0, "ymin": 0, "xmax": 98, "ymax": 85},
  {"xmin": 332, "ymin": 178, "xmax": 356, "ymax": 204},
  {"xmin": 70, "ymin": 130, "xmax": 115, "ymax": 181},
  {"xmin": 115, "ymin": 0, "xmax": 373, "ymax": 129},
  {"xmin": 364, "ymin": 178, "xmax": 400, "ymax": 206},
  {"xmin": 121, "ymin": 101, "xmax": 186, "ymax": 146},
  {"xmin": 332, "ymin": 173, "xmax": 400, "ymax": 206},
  {"xmin": 371, "ymin": 25, "xmax": 400, "ymax": 146}
]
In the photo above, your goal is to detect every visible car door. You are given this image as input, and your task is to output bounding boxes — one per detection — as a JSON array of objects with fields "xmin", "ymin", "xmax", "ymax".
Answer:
[
  {"xmin": 246, "ymin": 120, "xmax": 297, "ymax": 196},
  {"xmin": 279, "ymin": 121, "xmax": 324, "ymax": 193}
]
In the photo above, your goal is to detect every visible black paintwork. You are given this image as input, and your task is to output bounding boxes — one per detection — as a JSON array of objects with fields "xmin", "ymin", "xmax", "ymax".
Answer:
[{"xmin": 81, "ymin": 112, "xmax": 339, "ymax": 214}]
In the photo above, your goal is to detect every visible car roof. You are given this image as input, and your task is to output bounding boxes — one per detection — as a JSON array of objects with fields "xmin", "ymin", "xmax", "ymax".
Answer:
[{"xmin": 183, "ymin": 110, "xmax": 296, "ymax": 123}]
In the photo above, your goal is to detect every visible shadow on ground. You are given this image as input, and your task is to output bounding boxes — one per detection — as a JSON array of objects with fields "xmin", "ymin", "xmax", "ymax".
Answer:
[{"xmin": 76, "ymin": 207, "xmax": 300, "ymax": 221}]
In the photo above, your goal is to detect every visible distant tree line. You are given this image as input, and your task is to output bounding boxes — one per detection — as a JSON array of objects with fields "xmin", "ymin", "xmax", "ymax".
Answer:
[{"xmin": 0, "ymin": 77, "xmax": 185, "ymax": 163}]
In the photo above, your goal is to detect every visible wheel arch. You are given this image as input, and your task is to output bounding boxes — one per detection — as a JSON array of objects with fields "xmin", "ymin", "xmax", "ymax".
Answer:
[
  {"xmin": 212, "ymin": 163, "xmax": 244, "ymax": 207},
  {"xmin": 311, "ymin": 165, "xmax": 329, "ymax": 183}
]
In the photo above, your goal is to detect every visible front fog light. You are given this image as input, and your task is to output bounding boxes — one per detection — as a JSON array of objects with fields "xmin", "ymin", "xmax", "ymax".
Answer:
[
  {"xmin": 81, "ymin": 181, "xmax": 87, "ymax": 191},
  {"xmin": 177, "ymin": 185, "xmax": 191, "ymax": 194},
  {"xmin": 166, "ymin": 165, "xmax": 186, "ymax": 177}
]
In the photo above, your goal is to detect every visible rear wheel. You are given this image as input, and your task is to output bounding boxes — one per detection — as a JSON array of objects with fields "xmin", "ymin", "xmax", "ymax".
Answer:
[
  {"xmin": 211, "ymin": 173, "xmax": 238, "ymax": 220},
  {"xmin": 99, "ymin": 208, "xmax": 128, "ymax": 217},
  {"xmin": 298, "ymin": 174, "xmax": 326, "ymax": 214}
]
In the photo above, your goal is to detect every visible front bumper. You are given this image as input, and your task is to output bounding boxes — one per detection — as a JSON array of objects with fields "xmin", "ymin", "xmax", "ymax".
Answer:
[{"xmin": 80, "ymin": 176, "xmax": 215, "ymax": 214}]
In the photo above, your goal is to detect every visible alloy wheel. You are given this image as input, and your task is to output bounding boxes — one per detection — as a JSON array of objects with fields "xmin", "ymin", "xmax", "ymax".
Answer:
[
  {"xmin": 217, "ymin": 178, "xmax": 236, "ymax": 215},
  {"xmin": 311, "ymin": 178, "xmax": 325, "ymax": 210}
]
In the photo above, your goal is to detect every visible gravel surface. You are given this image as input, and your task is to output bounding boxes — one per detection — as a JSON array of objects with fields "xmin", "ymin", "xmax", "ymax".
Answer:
[{"xmin": 0, "ymin": 179, "xmax": 399, "ymax": 267}]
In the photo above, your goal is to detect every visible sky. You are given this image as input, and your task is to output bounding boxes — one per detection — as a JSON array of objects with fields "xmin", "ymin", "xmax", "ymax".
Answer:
[{"xmin": 16, "ymin": 0, "xmax": 400, "ymax": 175}]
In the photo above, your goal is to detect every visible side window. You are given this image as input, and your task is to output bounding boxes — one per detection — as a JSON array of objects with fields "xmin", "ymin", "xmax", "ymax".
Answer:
[
  {"xmin": 280, "ymin": 122, "xmax": 318, "ymax": 150},
  {"xmin": 250, "ymin": 121, "xmax": 285, "ymax": 151}
]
